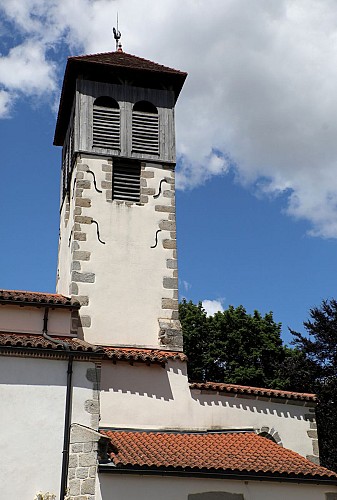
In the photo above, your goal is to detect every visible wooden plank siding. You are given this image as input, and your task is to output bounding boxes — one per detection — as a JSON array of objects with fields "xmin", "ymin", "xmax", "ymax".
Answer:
[{"xmin": 74, "ymin": 79, "xmax": 176, "ymax": 163}]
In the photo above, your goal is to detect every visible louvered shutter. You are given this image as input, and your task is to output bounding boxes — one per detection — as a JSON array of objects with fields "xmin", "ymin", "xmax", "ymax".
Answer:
[
  {"xmin": 132, "ymin": 111, "xmax": 159, "ymax": 155},
  {"xmin": 113, "ymin": 163, "xmax": 141, "ymax": 202},
  {"xmin": 93, "ymin": 105, "xmax": 120, "ymax": 149}
]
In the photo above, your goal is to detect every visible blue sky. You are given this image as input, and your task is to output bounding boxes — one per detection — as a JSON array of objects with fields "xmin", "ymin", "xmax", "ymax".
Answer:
[{"xmin": 1, "ymin": 1, "xmax": 337, "ymax": 344}]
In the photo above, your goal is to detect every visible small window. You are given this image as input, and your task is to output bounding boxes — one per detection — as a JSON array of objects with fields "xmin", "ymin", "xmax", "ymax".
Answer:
[
  {"xmin": 258, "ymin": 432, "xmax": 277, "ymax": 443},
  {"xmin": 132, "ymin": 100, "xmax": 159, "ymax": 155},
  {"xmin": 113, "ymin": 161, "xmax": 141, "ymax": 202},
  {"xmin": 93, "ymin": 96, "xmax": 120, "ymax": 150}
]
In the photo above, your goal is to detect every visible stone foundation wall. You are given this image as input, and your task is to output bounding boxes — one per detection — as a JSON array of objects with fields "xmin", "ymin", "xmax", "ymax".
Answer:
[
  {"xmin": 66, "ymin": 425, "xmax": 101, "ymax": 500},
  {"xmin": 66, "ymin": 365, "xmax": 102, "ymax": 500}
]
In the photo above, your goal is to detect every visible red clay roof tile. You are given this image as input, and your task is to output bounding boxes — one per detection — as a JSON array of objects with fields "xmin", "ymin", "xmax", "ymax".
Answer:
[
  {"xmin": 101, "ymin": 430, "xmax": 336, "ymax": 481},
  {"xmin": 102, "ymin": 346, "xmax": 187, "ymax": 364},
  {"xmin": 0, "ymin": 333, "xmax": 184, "ymax": 363},
  {"xmin": 0, "ymin": 289, "xmax": 80, "ymax": 308},
  {"xmin": 70, "ymin": 51, "xmax": 187, "ymax": 76},
  {"xmin": 0, "ymin": 333, "xmax": 101, "ymax": 354},
  {"xmin": 190, "ymin": 381, "xmax": 316, "ymax": 402}
]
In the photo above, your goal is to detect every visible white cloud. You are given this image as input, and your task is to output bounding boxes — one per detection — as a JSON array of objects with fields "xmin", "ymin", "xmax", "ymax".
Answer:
[
  {"xmin": 0, "ymin": 41, "xmax": 56, "ymax": 94},
  {"xmin": 202, "ymin": 299, "xmax": 224, "ymax": 317},
  {"xmin": 0, "ymin": 90, "xmax": 12, "ymax": 117},
  {"xmin": 2, "ymin": 1, "xmax": 337, "ymax": 236}
]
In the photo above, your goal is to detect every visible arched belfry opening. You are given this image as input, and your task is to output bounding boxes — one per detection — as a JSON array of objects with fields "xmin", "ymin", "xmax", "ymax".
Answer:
[
  {"xmin": 132, "ymin": 100, "xmax": 159, "ymax": 155},
  {"xmin": 133, "ymin": 100, "xmax": 158, "ymax": 113},
  {"xmin": 93, "ymin": 96, "xmax": 120, "ymax": 150}
]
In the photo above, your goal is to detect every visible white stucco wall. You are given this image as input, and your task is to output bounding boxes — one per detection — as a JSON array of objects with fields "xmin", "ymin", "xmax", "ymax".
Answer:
[
  {"xmin": 100, "ymin": 360, "xmax": 315, "ymax": 458},
  {"xmin": 96, "ymin": 473, "xmax": 337, "ymax": 500},
  {"xmin": 58, "ymin": 155, "xmax": 176, "ymax": 348},
  {"xmin": 0, "ymin": 305, "xmax": 72, "ymax": 336},
  {"xmin": 0, "ymin": 355, "xmax": 96, "ymax": 500}
]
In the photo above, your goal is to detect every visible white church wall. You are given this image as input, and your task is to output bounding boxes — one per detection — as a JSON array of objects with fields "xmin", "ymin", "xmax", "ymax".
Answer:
[
  {"xmin": 0, "ymin": 304, "xmax": 72, "ymax": 336},
  {"xmin": 100, "ymin": 360, "xmax": 314, "ymax": 459},
  {"xmin": 96, "ymin": 473, "xmax": 337, "ymax": 500},
  {"xmin": 0, "ymin": 355, "xmax": 96, "ymax": 499}
]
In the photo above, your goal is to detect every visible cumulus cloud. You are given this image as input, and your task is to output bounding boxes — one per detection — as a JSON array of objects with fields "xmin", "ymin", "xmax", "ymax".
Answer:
[
  {"xmin": 1, "ymin": 0, "xmax": 337, "ymax": 236},
  {"xmin": 202, "ymin": 299, "xmax": 224, "ymax": 317},
  {"xmin": 0, "ymin": 41, "xmax": 56, "ymax": 94}
]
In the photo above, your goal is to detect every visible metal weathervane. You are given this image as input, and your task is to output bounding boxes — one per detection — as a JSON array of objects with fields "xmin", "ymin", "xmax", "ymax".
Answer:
[{"xmin": 113, "ymin": 14, "xmax": 122, "ymax": 51}]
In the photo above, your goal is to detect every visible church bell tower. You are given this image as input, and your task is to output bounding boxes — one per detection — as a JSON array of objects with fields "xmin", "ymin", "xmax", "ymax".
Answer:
[{"xmin": 54, "ymin": 46, "xmax": 187, "ymax": 350}]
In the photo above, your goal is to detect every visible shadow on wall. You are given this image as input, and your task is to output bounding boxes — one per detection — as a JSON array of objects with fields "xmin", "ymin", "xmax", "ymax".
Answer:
[
  {"xmin": 100, "ymin": 362, "xmax": 174, "ymax": 401},
  {"xmin": 190, "ymin": 390, "xmax": 311, "ymax": 421},
  {"xmin": 0, "ymin": 355, "xmax": 93, "ymax": 389}
]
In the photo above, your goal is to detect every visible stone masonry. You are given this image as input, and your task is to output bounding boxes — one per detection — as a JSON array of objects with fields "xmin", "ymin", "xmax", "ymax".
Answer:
[
  {"xmin": 66, "ymin": 365, "xmax": 102, "ymax": 500},
  {"xmin": 66, "ymin": 424, "xmax": 102, "ymax": 500},
  {"xmin": 155, "ymin": 165, "xmax": 183, "ymax": 350},
  {"xmin": 256, "ymin": 426, "xmax": 283, "ymax": 447},
  {"xmin": 68, "ymin": 158, "xmax": 95, "ymax": 337},
  {"xmin": 305, "ymin": 407, "xmax": 320, "ymax": 465}
]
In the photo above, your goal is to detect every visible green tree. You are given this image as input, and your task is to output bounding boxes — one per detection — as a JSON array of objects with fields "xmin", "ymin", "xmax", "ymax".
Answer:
[
  {"xmin": 179, "ymin": 299, "xmax": 210, "ymax": 381},
  {"xmin": 179, "ymin": 299, "xmax": 287, "ymax": 388},
  {"xmin": 290, "ymin": 299, "xmax": 337, "ymax": 471}
]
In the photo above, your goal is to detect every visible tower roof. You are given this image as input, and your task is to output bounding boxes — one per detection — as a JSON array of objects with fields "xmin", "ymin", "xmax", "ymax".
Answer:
[
  {"xmin": 53, "ymin": 51, "xmax": 187, "ymax": 146},
  {"xmin": 70, "ymin": 51, "xmax": 186, "ymax": 75}
]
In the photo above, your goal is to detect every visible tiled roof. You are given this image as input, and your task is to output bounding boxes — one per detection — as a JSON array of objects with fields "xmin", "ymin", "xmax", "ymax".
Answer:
[
  {"xmin": 70, "ymin": 51, "xmax": 186, "ymax": 75},
  {"xmin": 0, "ymin": 333, "xmax": 184, "ymax": 363},
  {"xmin": 0, "ymin": 333, "xmax": 102, "ymax": 356},
  {"xmin": 190, "ymin": 381, "xmax": 316, "ymax": 402},
  {"xmin": 102, "ymin": 346, "xmax": 187, "ymax": 364},
  {"xmin": 0, "ymin": 290, "xmax": 80, "ymax": 308},
  {"xmin": 100, "ymin": 430, "xmax": 337, "ymax": 481}
]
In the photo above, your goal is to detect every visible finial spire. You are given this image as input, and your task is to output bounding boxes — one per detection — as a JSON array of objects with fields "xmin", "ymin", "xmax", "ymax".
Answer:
[{"xmin": 113, "ymin": 13, "xmax": 123, "ymax": 52}]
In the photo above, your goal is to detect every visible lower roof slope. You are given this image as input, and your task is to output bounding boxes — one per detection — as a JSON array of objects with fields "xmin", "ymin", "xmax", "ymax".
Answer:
[{"xmin": 100, "ymin": 430, "xmax": 337, "ymax": 483}]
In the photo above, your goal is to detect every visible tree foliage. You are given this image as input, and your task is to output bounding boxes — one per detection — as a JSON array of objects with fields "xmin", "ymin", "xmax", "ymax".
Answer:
[
  {"xmin": 290, "ymin": 299, "xmax": 337, "ymax": 471},
  {"xmin": 180, "ymin": 298, "xmax": 337, "ymax": 471},
  {"xmin": 179, "ymin": 299, "xmax": 287, "ymax": 388}
]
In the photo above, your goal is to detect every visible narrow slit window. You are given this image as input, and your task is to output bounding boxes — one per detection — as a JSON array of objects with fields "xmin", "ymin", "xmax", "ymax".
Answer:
[
  {"xmin": 132, "ymin": 100, "xmax": 159, "ymax": 155},
  {"xmin": 113, "ymin": 161, "xmax": 141, "ymax": 202},
  {"xmin": 93, "ymin": 96, "xmax": 120, "ymax": 150}
]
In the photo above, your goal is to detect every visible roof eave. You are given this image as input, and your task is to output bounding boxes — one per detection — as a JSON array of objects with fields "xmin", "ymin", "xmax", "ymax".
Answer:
[
  {"xmin": 98, "ymin": 465, "xmax": 337, "ymax": 485},
  {"xmin": 190, "ymin": 382, "xmax": 317, "ymax": 404},
  {"xmin": 0, "ymin": 345, "xmax": 104, "ymax": 360},
  {"xmin": 0, "ymin": 299, "xmax": 80, "ymax": 310}
]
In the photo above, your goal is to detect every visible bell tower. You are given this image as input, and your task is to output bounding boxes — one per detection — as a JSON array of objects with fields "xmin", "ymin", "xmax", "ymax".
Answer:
[{"xmin": 54, "ymin": 48, "xmax": 187, "ymax": 350}]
